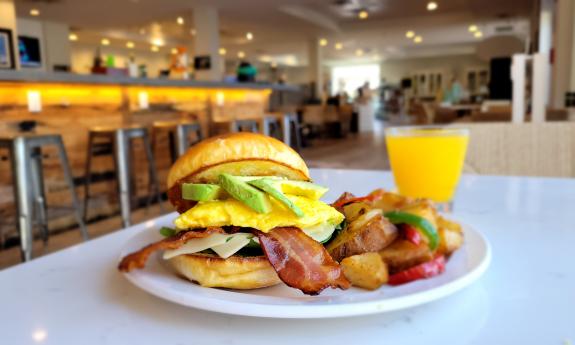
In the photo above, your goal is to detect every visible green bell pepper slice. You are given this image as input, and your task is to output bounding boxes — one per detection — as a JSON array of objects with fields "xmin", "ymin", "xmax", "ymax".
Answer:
[{"xmin": 383, "ymin": 211, "xmax": 440, "ymax": 251}]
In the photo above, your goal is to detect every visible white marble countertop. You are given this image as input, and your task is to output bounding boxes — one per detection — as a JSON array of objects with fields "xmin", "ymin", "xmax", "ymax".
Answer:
[{"xmin": 1, "ymin": 169, "xmax": 574, "ymax": 345}]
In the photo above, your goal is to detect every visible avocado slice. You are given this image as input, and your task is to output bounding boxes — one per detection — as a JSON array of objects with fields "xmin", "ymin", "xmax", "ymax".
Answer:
[
  {"xmin": 248, "ymin": 178, "xmax": 304, "ymax": 217},
  {"xmin": 279, "ymin": 180, "xmax": 328, "ymax": 200},
  {"xmin": 181, "ymin": 183, "xmax": 224, "ymax": 201},
  {"xmin": 218, "ymin": 173, "xmax": 271, "ymax": 214}
]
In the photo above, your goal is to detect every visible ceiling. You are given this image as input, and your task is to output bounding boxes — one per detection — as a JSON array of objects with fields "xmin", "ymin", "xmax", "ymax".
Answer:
[{"xmin": 14, "ymin": 0, "xmax": 535, "ymax": 66}]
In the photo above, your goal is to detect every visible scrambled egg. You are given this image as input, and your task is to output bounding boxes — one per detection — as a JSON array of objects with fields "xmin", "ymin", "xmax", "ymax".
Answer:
[{"xmin": 174, "ymin": 195, "xmax": 344, "ymax": 234}]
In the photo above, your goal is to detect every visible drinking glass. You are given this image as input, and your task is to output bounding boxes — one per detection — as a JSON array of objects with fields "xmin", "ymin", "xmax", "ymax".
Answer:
[{"xmin": 385, "ymin": 126, "xmax": 469, "ymax": 211}]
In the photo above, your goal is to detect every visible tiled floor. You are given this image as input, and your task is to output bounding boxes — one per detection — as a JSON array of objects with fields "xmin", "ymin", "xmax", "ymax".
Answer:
[{"xmin": 0, "ymin": 124, "xmax": 392, "ymax": 270}]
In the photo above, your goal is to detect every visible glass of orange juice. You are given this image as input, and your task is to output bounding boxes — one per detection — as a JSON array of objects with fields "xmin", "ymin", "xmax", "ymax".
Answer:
[{"xmin": 385, "ymin": 126, "xmax": 469, "ymax": 210}]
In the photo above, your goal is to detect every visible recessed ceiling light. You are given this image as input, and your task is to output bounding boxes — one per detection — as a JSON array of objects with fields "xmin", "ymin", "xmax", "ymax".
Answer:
[
  {"xmin": 150, "ymin": 45, "xmax": 159, "ymax": 52},
  {"xmin": 414, "ymin": 36, "xmax": 423, "ymax": 43},
  {"xmin": 126, "ymin": 42, "xmax": 135, "ymax": 49},
  {"xmin": 219, "ymin": 48, "xmax": 227, "ymax": 55},
  {"xmin": 427, "ymin": 2, "xmax": 438, "ymax": 11},
  {"xmin": 101, "ymin": 38, "xmax": 110, "ymax": 46},
  {"xmin": 319, "ymin": 38, "xmax": 328, "ymax": 46},
  {"xmin": 246, "ymin": 32, "xmax": 253, "ymax": 40},
  {"xmin": 468, "ymin": 25, "xmax": 478, "ymax": 32},
  {"xmin": 177, "ymin": 17, "xmax": 184, "ymax": 25},
  {"xmin": 335, "ymin": 42, "xmax": 343, "ymax": 50},
  {"xmin": 474, "ymin": 31, "xmax": 483, "ymax": 38},
  {"xmin": 406, "ymin": 31, "xmax": 415, "ymax": 38},
  {"xmin": 30, "ymin": 8, "xmax": 40, "ymax": 16},
  {"xmin": 68, "ymin": 33, "xmax": 78, "ymax": 41},
  {"xmin": 238, "ymin": 51, "xmax": 245, "ymax": 59},
  {"xmin": 355, "ymin": 49, "xmax": 364, "ymax": 56},
  {"xmin": 358, "ymin": 10, "xmax": 368, "ymax": 19},
  {"xmin": 151, "ymin": 38, "xmax": 164, "ymax": 46},
  {"xmin": 171, "ymin": 48, "xmax": 178, "ymax": 54}
]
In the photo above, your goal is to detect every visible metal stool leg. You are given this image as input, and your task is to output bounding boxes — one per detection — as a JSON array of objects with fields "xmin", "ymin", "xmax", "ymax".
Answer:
[
  {"xmin": 83, "ymin": 132, "xmax": 94, "ymax": 221},
  {"xmin": 114, "ymin": 130, "xmax": 132, "ymax": 228},
  {"xmin": 29, "ymin": 147, "xmax": 49, "ymax": 244},
  {"xmin": 263, "ymin": 118, "xmax": 272, "ymax": 137},
  {"xmin": 282, "ymin": 115, "xmax": 292, "ymax": 148},
  {"xmin": 176, "ymin": 125, "xmax": 187, "ymax": 157},
  {"xmin": 142, "ymin": 131, "xmax": 164, "ymax": 213},
  {"xmin": 55, "ymin": 137, "xmax": 89, "ymax": 241},
  {"xmin": 11, "ymin": 138, "xmax": 34, "ymax": 261}
]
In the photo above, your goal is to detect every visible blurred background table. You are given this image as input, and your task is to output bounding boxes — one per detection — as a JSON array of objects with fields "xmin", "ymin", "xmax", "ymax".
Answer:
[{"xmin": 0, "ymin": 169, "xmax": 573, "ymax": 345}]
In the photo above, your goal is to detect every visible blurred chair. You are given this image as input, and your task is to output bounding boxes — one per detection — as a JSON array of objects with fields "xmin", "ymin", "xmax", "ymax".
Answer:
[
  {"xmin": 433, "ymin": 107, "xmax": 459, "ymax": 124},
  {"xmin": 339, "ymin": 104, "xmax": 354, "ymax": 136},
  {"xmin": 302, "ymin": 105, "xmax": 326, "ymax": 138},
  {"xmin": 408, "ymin": 103, "xmax": 429, "ymax": 125},
  {"xmin": 471, "ymin": 111, "xmax": 511, "ymax": 122},
  {"xmin": 0, "ymin": 134, "xmax": 88, "ymax": 261},
  {"xmin": 84, "ymin": 126, "xmax": 163, "ymax": 228},
  {"xmin": 545, "ymin": 108, "xmax": 569, "ymax": 122}
]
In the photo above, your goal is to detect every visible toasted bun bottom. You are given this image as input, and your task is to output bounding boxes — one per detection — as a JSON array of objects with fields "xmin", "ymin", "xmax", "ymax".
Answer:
[{"xmin": 168, "ymin": 253, "xmax": 281, "ymax": 289}]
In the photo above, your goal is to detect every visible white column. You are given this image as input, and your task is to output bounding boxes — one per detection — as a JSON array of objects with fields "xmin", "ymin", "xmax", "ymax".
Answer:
[
  {"xmin": 538, "ymin": 0, "xmax": 554, "ymax": 54},
  {"xmin": 551, "ymin": 0, "xmax": 575, "ymax": 108},
  {"xmin": 532, "ymin": 53, "xmax": 550, "ymax": 123},
  {"xmin": 193, "ymin": 6, "xmax": 221, "ymax": 81},
  {"xmin": 0, "ymin": 0, "xmax": 19, "ymax": 69},
  {"xmin": 308, "ymin": 38, "xmax": 324, "ymax": 100},
  {"xmin": 511, "ymin": 54, "xmax": 527, "ymax": 123}
]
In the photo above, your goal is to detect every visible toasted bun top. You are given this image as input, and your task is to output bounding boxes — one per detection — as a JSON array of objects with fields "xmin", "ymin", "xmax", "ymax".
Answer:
[{"xmin": 167, "ymin": 132, "xmax": 310, "ymax": 189}]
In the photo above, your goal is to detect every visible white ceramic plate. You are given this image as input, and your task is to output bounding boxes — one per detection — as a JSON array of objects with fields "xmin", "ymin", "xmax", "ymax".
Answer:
[{"xmin": 120, "ymin": 218, "xmax": 491, "ymax": 319}]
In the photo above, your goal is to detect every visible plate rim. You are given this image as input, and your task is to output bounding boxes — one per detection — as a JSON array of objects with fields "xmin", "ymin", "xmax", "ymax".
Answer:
[{"xmin": 120, "ymin": 222, "xmax": 491, "ymax": 319}]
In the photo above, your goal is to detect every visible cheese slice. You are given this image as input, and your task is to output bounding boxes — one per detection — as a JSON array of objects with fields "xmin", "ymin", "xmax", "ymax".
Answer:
[
  {"xmin": 211, "ymin": 233, "xmax": 253, "ymax": 259},
  {"xmin": 163, "ymin": 233, "xmax": 230, "ymax": 259}
]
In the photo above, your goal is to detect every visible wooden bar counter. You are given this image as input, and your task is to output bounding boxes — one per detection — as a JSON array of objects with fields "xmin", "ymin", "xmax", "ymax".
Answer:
[{"xmin": 0, "ymin": 71, "xmax": 299, "ymax": 242}]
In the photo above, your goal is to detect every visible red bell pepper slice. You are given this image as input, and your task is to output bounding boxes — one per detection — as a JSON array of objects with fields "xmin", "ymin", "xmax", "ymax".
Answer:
[
  {"xmin": 403, "ymin": 225, "xmax": 422, "ymax": 246},
  {"xmin": 388, "ymin": 255, "xmax": 446, "ymax": 286}
]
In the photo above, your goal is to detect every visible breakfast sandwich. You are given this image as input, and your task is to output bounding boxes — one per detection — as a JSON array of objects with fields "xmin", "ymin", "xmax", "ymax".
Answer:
[{"xmin": 119, "ymin": 132, "xmax": 350, "ymax": 295}]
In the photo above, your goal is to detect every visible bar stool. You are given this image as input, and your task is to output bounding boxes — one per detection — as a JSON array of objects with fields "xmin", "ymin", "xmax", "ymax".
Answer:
[
  {"xmin": 0, "ymin": 134, "xmax": 89, "ymax": 261},
  {"xmin": 262, "ymin": 115, "xmax": 282, "ymax": 139},
  {"xmin": 282, "ymin": 113, "xmax": 303, "ymax": 152},
  {"xmin": 230, "ymin": 119, "xmax": 259, "ymax": 133},
  {"xmin": 83, "ymin": 126, "xmax": 163, "ymax": 228},
  {"xmin": 151, "ymin": 121, "xmax": 203, "ymax": 163}
]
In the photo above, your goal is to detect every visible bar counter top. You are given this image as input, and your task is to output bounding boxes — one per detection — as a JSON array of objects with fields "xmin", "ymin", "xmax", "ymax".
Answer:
[{"xmin": 0, "ymin": 70, "xmax": 298, "ymax": 91}]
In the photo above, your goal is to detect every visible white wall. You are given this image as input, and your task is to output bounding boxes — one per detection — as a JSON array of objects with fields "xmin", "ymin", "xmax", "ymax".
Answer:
[
  {"xmin": 380, "ymin": 54, "xmax": 488, "ymax": 85},
  {"xmin": 70, "ymin": 43, "xmax": 171, "ymax": 77},
  {"xmin": 43, "ymin": 21, "xmax": 71, "ymax": 70}
]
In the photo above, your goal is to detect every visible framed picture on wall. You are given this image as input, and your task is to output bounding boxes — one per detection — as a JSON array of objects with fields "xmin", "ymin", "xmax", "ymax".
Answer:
[{"xmin": 0, "ymin": 28, "xmax": 15, "ymax": 69}]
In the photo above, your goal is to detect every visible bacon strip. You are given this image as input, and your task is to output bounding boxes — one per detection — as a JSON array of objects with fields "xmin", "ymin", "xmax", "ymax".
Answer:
[
  {"xmin": 118, "ymin": 227, "xmax": 225, "ymax": 272},
  {"xmin": 256, "ymin": 227, "xmax": 350, "ymax": 295}
]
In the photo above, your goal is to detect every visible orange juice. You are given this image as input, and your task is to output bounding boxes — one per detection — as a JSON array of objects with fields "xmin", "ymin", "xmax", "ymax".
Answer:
[{"xmin": 385, "ymin": 127, "xmax": 469, "ymax": 202}]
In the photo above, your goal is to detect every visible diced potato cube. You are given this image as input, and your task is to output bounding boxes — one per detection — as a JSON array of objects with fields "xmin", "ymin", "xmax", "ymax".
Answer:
[{"xmin": 340, "ymin": 252, "xmax": 389, "ymax": 290}]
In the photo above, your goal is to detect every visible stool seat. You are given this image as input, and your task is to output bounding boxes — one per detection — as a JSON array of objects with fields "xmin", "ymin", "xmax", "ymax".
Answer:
[
  {"xmin": 84, "ymin": 126, "xmax": 163, "ymax": 228},
  {"xmin": 0, "ymin": 133, "xmax": 89, "ymax": 261}
]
